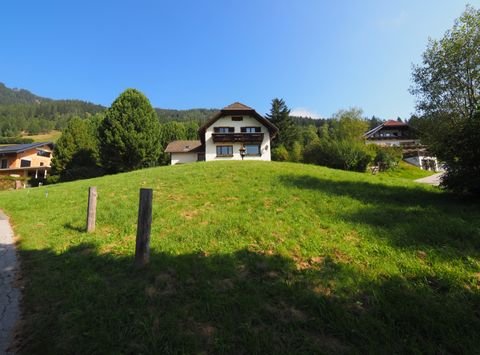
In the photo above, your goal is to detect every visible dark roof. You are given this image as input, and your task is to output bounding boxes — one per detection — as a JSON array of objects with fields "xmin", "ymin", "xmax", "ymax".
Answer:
[
  {"xmin": 198, "ymin": 102, "xmax": 279, "ymax": 143},
  {"xmin": 383, "ymin": 120, "xmax": 409, "ymax": 127},
  {"xmin": 364, "ymin": 120, "xmax": 412, "ymax": 139},
  {"xmin": 164, "ymin": 140, "xmax": 204, "ymax": 153},
  {"xmin": 222, "ymin": 102, "xmax": 254, "ymax": 111},
  {"xmin": 0, "ymin": 142, "xmax": 54, "ymax": 154}
]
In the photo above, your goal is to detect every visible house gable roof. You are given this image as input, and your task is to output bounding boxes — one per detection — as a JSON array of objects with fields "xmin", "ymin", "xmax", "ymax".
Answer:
[
  {"xmin": 164, "ymin": 140, "xmax": 204, "ymax": 153},
  {"xmin": 198, "ymin": 102, "xmax": 279, "ymax": 143},
  {"xmin": 364, "ymin": 120, "xmax": 412, "ymax": 139},
  {"xmin": 0, "ymin": 142, "xmax": 54, "ymax": 154}
]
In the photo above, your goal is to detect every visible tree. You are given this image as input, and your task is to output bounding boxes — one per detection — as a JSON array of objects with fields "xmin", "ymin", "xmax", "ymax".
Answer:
[
  {"xmin": 303, "ymin": 108, "xmax": 373, "ymax": 172},
  {"xmin": 51, "ymin": 115, "xmax": 103, "ymax": 180},
  {"xmin": 266, "ymin": 98, "xmax": 298, "ymax": 150},
  {"xmin": 410, "ymin": 5, "xmax": 480, "ymax": 195},
  {"xmin": 329, "ymin": 108, "xmax": 369, "ymax": 141},
  {"xmin": 98, "ymin": 89, "xmax": 161, "ymax": 173}
]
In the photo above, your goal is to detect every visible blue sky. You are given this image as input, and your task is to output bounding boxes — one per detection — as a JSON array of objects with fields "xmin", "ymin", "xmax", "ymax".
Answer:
[{"xmin": 0, "ymin": 0, "xmax": 475, "ymax": 119}]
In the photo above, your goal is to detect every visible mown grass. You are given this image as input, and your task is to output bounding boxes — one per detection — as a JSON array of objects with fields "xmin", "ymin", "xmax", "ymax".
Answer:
[
  {"xmin": 0, "ymin": 161, "xmax": 479, "ymax": 354},
  {"xmin": 376, "ymin": 161, "xmax": 436, "ymax": 180},
  {"xmin": 21, "ymin": 130, "xmax": 62, "ymax": 142}
]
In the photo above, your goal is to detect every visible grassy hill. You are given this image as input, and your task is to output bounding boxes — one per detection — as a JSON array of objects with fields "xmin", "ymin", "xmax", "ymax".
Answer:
[{"xmin": 1, "ymin": 162, "xmax": 479, "ymax": 354}]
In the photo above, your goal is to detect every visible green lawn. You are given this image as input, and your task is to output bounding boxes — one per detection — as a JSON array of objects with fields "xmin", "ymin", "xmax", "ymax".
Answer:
[
  {"xmin": 21, "ymin": 130, "xmax": 62, "ymax": 142},
  {"xmin": 1, "ymin": 161, "xmax": 479, "ymax": 354}
]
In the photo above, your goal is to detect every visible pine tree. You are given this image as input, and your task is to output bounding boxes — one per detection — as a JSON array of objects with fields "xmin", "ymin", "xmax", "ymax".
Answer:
[
  {"xmin": 99, "ymin": 89, "xmax": 161, "ymax": 173},
  {"xmin": 266, "ymin": 98, "xmax": 298, "ymax": 150}
]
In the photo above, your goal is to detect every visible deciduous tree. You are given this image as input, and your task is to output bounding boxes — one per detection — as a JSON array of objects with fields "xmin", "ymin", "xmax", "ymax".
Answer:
[{"xmin": 410, "ymin": 5, "xmax": 480, "ymax": 195}]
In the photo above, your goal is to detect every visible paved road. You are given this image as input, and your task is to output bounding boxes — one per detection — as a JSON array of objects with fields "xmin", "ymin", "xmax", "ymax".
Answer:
[
  {"xmin": 414, "ymin": 172, "xmax": 444, "ymax": 186},
  {"xmin": 0, "ymin": 211, "xmax": 20, "ymax": 355}
]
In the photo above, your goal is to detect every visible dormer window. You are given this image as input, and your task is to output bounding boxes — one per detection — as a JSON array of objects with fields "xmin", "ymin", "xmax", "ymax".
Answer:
[{"xmin": 214, "ymin": 127, "xmax": 234, "ymax": 133}]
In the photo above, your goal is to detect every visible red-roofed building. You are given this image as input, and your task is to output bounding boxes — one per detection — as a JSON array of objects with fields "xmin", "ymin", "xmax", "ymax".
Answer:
[
  {"xmin": 363, "ymin": 120, "xmax": 420, "ymax": 146},
  {"xmin": 364, "ymin": 120, "xmax": 439, "ymax": 171}
]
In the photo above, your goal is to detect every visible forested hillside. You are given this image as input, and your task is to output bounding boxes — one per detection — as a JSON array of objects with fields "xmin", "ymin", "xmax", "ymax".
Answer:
[{"xmin": 0, "ymin": 82, "xmax": 105, "ymax": 136}]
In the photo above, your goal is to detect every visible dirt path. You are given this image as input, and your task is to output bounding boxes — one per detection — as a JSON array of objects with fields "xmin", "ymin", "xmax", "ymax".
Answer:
[
  {"xmin": 0, "ymin": 211, "xmax": 20, "ymax": 355},
  {"xmin": 414, "ymin": 172, "xmax": 444, "ymax": 186}
]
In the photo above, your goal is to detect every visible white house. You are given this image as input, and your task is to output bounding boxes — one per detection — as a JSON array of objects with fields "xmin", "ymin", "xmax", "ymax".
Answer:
[
  {"xmin": 364, "ymin": 120, "xmax": 439, "ymax": 171},
  {"xmin": 165, "ymin": 102, "xmax": 279, "ymax": 165}
]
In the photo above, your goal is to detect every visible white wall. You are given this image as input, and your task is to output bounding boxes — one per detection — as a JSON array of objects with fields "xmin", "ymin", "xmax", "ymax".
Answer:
[
  {"xmin": 366, "ymin": 139, "xmax": 420, "ymax": 147},
  {"xmin": 404, "ymin": 155, "xmax": 439, "ymax": 171},
  {"xmin": 171, "ymin": 152, "xmax": 199, "ymax": 165},
  {"xmin": 204, "ymin": 115, "xmax": 272, "ymax": 161}
]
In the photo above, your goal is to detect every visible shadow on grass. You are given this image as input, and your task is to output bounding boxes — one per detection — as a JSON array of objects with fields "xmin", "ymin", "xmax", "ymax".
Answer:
[
  {"xmin": 16, "ymin": 243, "xmax": 480, "ymax": 354},
  {"xmin": 63, "ymin": 222, "xmax": 86, "ymax": 233},
  {"xmin": 279, "ymin": 174, "xmax": 480, "ymax": 254}
]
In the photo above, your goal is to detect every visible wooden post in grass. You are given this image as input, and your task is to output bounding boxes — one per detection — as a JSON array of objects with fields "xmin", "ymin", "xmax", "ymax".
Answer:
[
  {"xmin": 86, "ymin": 187, "xmax": 97, "ymax": 233},
  {"xmin": 135, "ymin": 188, "xmax": 153, "ymax": 267}
]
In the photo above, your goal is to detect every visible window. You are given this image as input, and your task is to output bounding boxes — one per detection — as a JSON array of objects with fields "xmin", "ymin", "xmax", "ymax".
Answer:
[
  {"xmin": 20, "ymin": 159, "xmax": 31, "ymax": 167},
  {"xmin": 241, "ymin": 127, "xmax": 261, "ymax": 133},
  {"xmin": 37, "ymin": 150, "xmax": 51, "ymax": 157},
  {"xmin": 216, "ymin": 146, "xmax": 233, "ymax": 156},
  {"xmin": 245, "ymin": 144, "xmax": 261, "ymax": 156},
  {"xmin": 214, "ymin": 127, "xmax": 234, "ymax": 133},
  {"xmin": 1, "ymin": 159, "xmax": 7, "ymax": 169},
  {"xmin": 232, "ymin": 116, "xmax": 243, "ymax": 121}
]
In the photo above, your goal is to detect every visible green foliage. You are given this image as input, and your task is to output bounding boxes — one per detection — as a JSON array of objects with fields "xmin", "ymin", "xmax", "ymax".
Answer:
[
  {"xmin": 0, "ymin": 162, "xmax": 479, "ymax": 353},
  {"xmin": 329, "ymin": 108, "xmax": 369, "ymax": 140},
  {"xmin": 0, "ymin": 137, "xmax": 34, "ymax": 144},
  {"xmin": 410, "ymin": 5, "xmax": 480, "ymax": 196},
  {"xmin": 0, "ymin": 82, "xmax": 104, "ymax": 138},
  {"xmin": 304, "ymin": 139, "xmax": 373, "ymax": 172},
  {"xmin": 372, "ymin": 145, "xmax": 403, "ymax": 171},
  {"xmin": 266, "ymin": 98, "xmax": 298, "ymax": 150},
  {"xmin": 289, "ymin": 141, "xmax": 303, "ymax": 162},
  {"xmin": 157, "ymin": 121, "xmax": 199, "ymax": 165},
  {"xmin": 439, "ymin": 109, "xmax": 480, "ymax": 195},
  {"xmin": 271, "ymin": 144, "xmax": 290, "ymax": 161},
  {"xmin": 99, "ymin": 89, "xmax": 161, "ymax": 173},
  {"xmin": 304, "ymin": 108, "xmax": 373, "ymax": 171},
  {"xmin": 156, "ymin": 108, "xmax": 218, "ymax": 123},
  {"xmin": 52, "ymin": 115, "xmax": 103, "ymax": 180}
]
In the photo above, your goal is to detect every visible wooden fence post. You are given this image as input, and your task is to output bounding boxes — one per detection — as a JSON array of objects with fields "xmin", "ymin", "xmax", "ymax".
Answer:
[
  {"xmin": 135, "ymin": 188, "xmax": 153, "ymax": 267},
  {"xmin": 86, "ymin": 187, "xmax": 97, "ymax": 233}
]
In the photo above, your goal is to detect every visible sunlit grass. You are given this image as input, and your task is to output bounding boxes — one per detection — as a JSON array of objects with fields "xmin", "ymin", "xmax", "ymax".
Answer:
[
  {"xmin": 21, "ymin": 130, "xmax": 62, "ymax": 142},
  {"xmin": 0, "ymin": 161, "xmax": 478, "ymax": 354}
]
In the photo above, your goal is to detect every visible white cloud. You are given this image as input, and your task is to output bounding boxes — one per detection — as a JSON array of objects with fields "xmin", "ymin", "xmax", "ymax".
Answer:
[{"xmin": 290, "ymin": 108, "xmax": 322, "ymax": 119}]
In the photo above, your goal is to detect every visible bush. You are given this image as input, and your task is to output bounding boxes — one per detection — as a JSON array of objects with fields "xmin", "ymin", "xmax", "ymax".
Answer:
[
  {"xmin": 304, "ymin": 139, "xmax": 373, "ymax": 172},
  {"xmin": 272, "ymin": 145, "xmax": 290, "ymax": 161},
  {"xmin": 372, "ymin": 145, "xmax": 402, "ymax": 171}
]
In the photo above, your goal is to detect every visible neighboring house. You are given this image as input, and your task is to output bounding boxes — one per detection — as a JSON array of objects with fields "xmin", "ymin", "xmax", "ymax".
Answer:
[
  {"xmin": 364, "ymin": 120, "xmax": 439, "ymax": 171},
  {"xmin": 0, "ymin": 142, "xmax": 54, "ymax": 180},
  {"xmin": 165, "ymin": 102, "xmax": 278, "ymax": 165},
  {"xmin": 363, "ymin": 120, "xmax": 420, "ymax": 146}
]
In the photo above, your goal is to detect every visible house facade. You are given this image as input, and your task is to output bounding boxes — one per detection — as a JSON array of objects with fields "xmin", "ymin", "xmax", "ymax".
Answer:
[
  {"xmin": 363, "ymin": 120, "xmax": 420, "ymax": 146},
  {"xmin": 364, "ymin": 120, "xmax": 439, "ymax": 171},
  {"xmin": 0, "ymin": 142, "xmax": 54, "ymax": 180},
  {"xmin": 165, "ymin": 102, "xmax": 278, "ymax": 165}
]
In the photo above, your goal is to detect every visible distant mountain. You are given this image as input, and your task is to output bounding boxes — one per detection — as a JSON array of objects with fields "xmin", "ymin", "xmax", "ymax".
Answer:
[
  {"xmin": 0, "ymin": 82, "xmax": 51, "ymax": 105},
  {"xmin": 156, "ymin": 108, "xmax": 219, "ymax": 123}
]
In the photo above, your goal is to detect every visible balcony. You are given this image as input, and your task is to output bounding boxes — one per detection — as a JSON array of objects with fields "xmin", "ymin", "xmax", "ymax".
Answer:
[{"xmin": 212, "ymin": 132, "xmax": 264, "ymax": 143}]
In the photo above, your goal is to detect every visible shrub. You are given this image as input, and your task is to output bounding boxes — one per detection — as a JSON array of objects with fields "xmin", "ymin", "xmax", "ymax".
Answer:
[
  {"xmin": 372, "ymin": 145, "xmax": 402, "ymax": 171},
  {"xmin": 304, "ymin": 139, "xmax": 373, "ymax": 172},
  {"xmin": 272, "ymin": 145, "xmax": 290, "ymax": 161}
]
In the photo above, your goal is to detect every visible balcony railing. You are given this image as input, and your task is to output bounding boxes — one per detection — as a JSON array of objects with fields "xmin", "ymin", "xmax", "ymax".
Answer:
[{"xmin": 212, "ymin": 132, "xmax": 264, "ymax": 143}]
